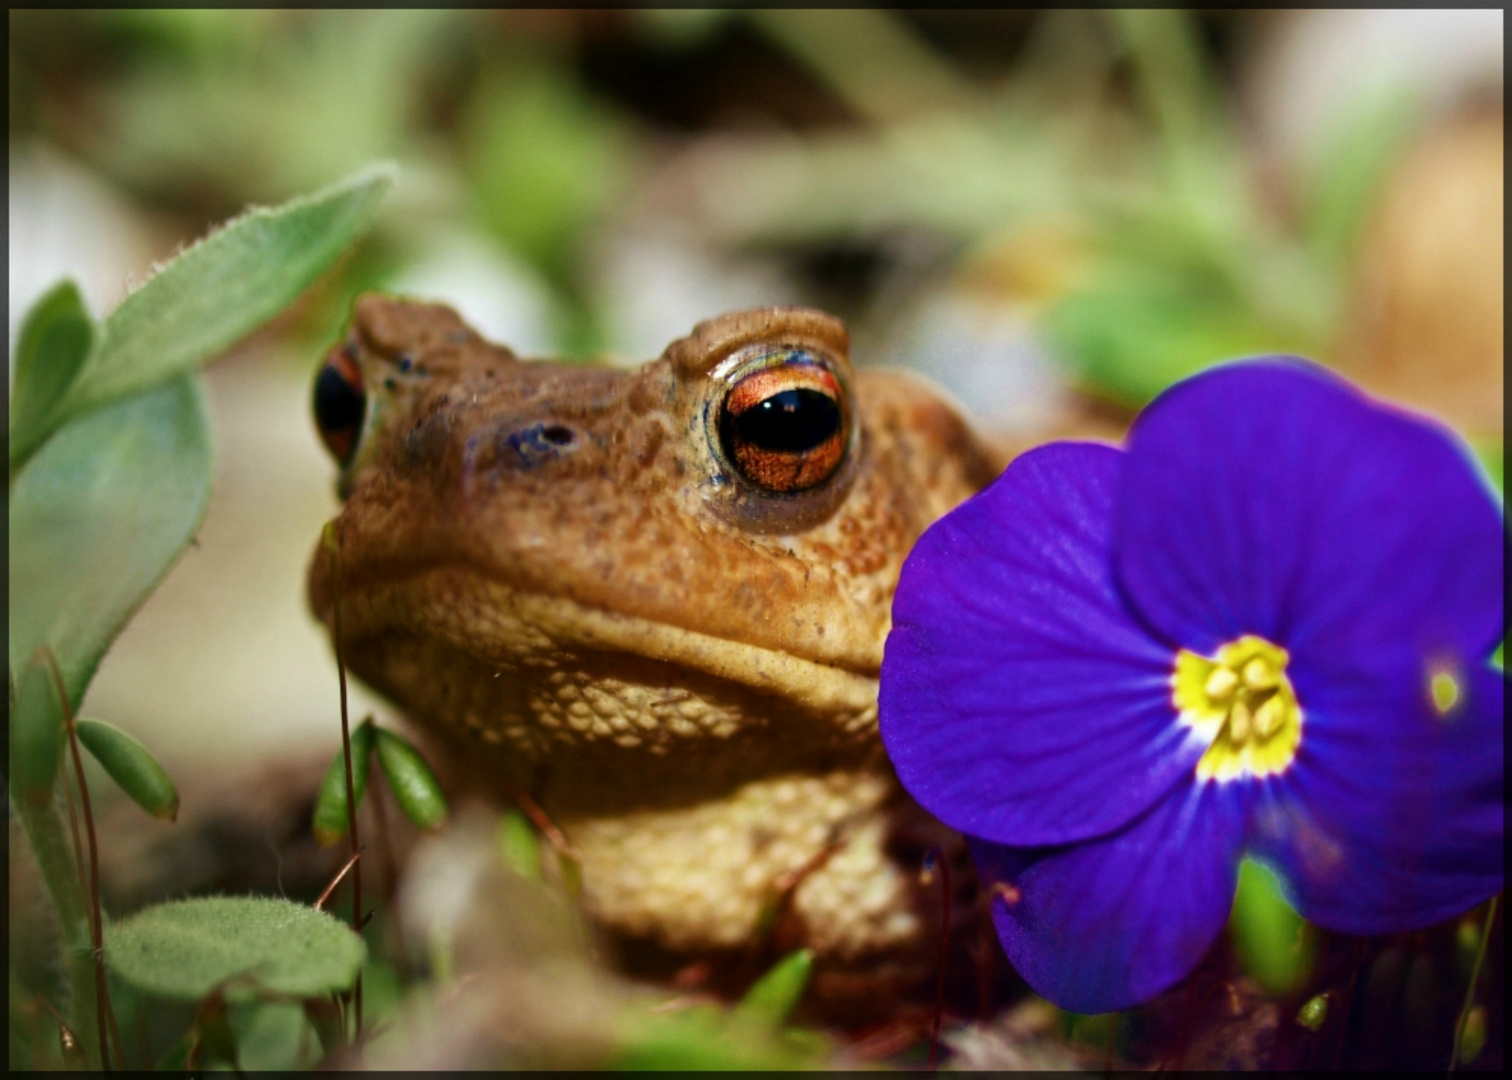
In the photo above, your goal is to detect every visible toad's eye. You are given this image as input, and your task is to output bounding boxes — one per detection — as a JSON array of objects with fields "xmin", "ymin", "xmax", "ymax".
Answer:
[
  {"xmin": 717, "ymin": 358, "xmax": 849, "ymax": 493},
  {"xmin": 313, "ymin": 349, "xmax": 365, "ymax": 465}
]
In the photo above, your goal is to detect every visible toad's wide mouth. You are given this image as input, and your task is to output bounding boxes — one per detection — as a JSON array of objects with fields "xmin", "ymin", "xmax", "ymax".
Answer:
[{"xmin": 312, "ymin": 563, "xmax": 881, "ymax": 732}]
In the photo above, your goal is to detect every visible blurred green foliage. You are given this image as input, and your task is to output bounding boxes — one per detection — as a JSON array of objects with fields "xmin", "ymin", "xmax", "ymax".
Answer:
[
  {"xmin": 11, "ymin": 7, "xmax": 1428, "ymax": 388},
  {"xmin": 463, "ymin": 62, "xmax": 630, "ymax": 286}
]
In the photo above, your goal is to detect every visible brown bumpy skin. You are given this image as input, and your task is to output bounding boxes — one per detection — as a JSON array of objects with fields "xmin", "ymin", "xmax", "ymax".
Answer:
[{"xmin": 308, "ymin": 297, "xmax": 1001, "ymax": 1004}]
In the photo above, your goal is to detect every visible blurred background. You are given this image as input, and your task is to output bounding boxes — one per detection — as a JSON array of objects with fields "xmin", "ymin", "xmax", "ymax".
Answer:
[{"xmin": 9, "ymin": 8, "xmax": 1503, "ymax": 770}]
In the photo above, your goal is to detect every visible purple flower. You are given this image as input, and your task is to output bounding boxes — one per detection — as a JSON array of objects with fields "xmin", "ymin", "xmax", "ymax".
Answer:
[{"xmin": 880, "ymin": 359, "xmax": 1505, "ymax": 1014}]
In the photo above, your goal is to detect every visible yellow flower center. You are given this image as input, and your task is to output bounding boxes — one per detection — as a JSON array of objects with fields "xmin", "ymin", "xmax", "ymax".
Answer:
[{"xmin": 1173, "ymin": 635, "xmax": 1302, "ymax": 782}]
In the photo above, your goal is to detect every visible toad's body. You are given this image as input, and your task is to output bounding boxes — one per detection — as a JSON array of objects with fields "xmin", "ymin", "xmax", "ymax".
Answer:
[{"xmin": 308, "ymin": 298, "xmax": 998, "ymax": 985}]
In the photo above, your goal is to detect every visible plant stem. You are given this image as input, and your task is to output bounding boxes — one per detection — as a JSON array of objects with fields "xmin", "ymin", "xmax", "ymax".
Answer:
[
  {"xmin": 63, "ymin": 757, "xmax": 129, "ymax": 1070},
  {"xmin": 46, "ymin": 651, "xmax": 116, "ymax": 1071},
  {"xmin": 62, "ymin": 709, "xmax": 112, "ymax": 1072},
  {"xmin": 330, "ymin": 523, "xmax": 364, "ymax": 1041},
  {"xmin": 1449, "ymin": 894, "xmax": 1500, "ymax": 1074},
  {"xmin": 13, "ymin": 792, "xmax": 102, "ymax": 1068}
]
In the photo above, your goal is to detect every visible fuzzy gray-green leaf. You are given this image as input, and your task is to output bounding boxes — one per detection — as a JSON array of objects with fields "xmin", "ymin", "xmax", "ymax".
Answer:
[
  {"xmin": 76, "ymin": 717, "xmax": 180, "ymax": 821},
  {"xmin": 57, "ymin": 164, "xmax": 394, "ymax": 428},
  {"xmin": 105, "ymin": 896, "xmax": 366, "ymax": 1001},
  {"xmin": 8, "ymin": 373, "xmax": 213, "ymax": 709},
  {"xmin": 375, "ymin": 727, "xmax": 449, "ymax": 830},
  {"xmin": 9, "ymin": 279, "xmax": 96, "ymax": 472}
]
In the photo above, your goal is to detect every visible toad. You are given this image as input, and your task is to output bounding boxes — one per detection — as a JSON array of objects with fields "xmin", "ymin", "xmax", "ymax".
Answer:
[{"xmin": 307, "ymin": 297, "xmax": 1001, "ymax": 997}]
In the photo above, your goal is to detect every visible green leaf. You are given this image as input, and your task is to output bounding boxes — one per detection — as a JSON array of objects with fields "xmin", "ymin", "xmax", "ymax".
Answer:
[
  {"xmin": 1459, "ymin": 1005, "xmax": 1487, "ymax": 1065},
  {"xmin": 733, "ymin": 949, "xmax": 814, "ymax": 1028},
  {"xmin": 9, "ymin": 373, "xmax": 213, "ymax": 710},
  {"xmin": 1230, "ymin": 858, "xmax": 1312, "ymax": 995},
  {"xmin": 311, "ymin": 718, "xmax": 376, "ymax": 846},
  {"xmin": 9, "ymin": 652, "xmax": 65, "ymax": 807},
  {"xmin": 497, "ymin": 809, "xmax": 541, "ymax": 880},
  {"xmin": 375, "ymin": 727, "xmax": 449, "ymax": 831},
  {"xmin": 1296, "ymin": 992, "xmax": 1329, "ymax": 1032},
  {"xmin": 8, "ymin": 279, "xmax": 96, "ymax": 471},
  {"xmin": 105, "ymin": 897, "xmax": 366, "ymax": 1002},
  {"xmin": 53, "ymin": 164, "xmax": 394, "ymax": 437},
  {"xmin": 75, "ymin": 718, "xmax": 180, "ymax": 821}
]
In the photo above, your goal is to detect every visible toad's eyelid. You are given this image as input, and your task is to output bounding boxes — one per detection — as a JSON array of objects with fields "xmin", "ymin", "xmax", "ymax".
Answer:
[{"xmin": 708, "ymin": 344, "xmax": 840, "ymax": 386}]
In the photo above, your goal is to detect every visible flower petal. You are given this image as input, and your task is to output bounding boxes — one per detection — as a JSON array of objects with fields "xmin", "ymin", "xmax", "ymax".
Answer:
[
  {"xmin": 971, "ymin": 779, "xmax": 1248, "ymax": 1014},
  {"xmin": 1249, "ymin": 661, "xmax": 1504, "ymax": 934},
  {"xmin": 1115, "ymin": 359, "xmax": 1505, "ymax": 663},
  {"xmin": 881, "ymin": 442, "xmax": 1203, "ymax": 847}
]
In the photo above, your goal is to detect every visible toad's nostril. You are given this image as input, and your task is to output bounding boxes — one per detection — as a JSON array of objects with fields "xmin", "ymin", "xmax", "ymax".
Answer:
[{"xmin": 502, "ymin": 421, "xmax": 578, "ymax": 466}]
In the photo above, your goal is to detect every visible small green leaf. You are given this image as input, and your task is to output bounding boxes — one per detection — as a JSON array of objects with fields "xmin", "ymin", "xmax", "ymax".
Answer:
[
  {"xmin": 375, "ymin": 727, "xmax": 449, "ymax": 831},
  {"xmin": 75, "ymin": 718, "xmax": 180, "ymax": 821},
  {"xmin": 9, "ymin": 652, "xmax": 65, "ymax": 807},
  {"xmin": 55, "ymin": 164, "xmax": 395, "ymax": 434},
  {"xmin": 1230, "ymin": 858, "xmax": 1312, "ymax": 995},
  {"xmin": 734, "ymin": 949, "xmax": 814, "ymax": 1028},
  {"xmin": 498, "ymin": 810, "xmax": 541, "ymax": 879},
  {"xmin": 311, "ymin": 718, "xmax": 376, "ymax": 846},
  {"xmin": 1296, "ymin": 992, "xmax": 1329, "ymax": 1032},
  {"xmin": 105, "ymin": 896, "xmax": 366, "ymax": 1002},
  {"xmin": 8, "ymin": 279, "xmax": 96, "ymax": 471},
  {"xmin": 1459, "ymin": 1004, "xmax": 1487, "ymax": 1065},
  {"xmin": 8, "ymin": 373, "xmax": 213, "ymax": 709}
]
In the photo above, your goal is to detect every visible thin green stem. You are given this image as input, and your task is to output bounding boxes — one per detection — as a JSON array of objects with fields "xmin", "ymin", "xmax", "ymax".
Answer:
[
  {"xmin": 330, "ymin": 522, "xmax": 364, "ymax": 1045},
  {"xmin": 47, "ymin": 650, "xmax": 115, "ymax": 1072},
  {"xmin": 63, "ymin": 707, "xmax": 112, "ymax": 1072},
  {"xmin": 13, "ymin": 792, "xmax": 102, "ymax": 1068},
  {"xmin": 1449, "ymin": 894, "xmax": 1499, "ymax": 1074},
  {"xmin": 63, "ymin": 757, "xmax": 128, "ymax": 1070}
]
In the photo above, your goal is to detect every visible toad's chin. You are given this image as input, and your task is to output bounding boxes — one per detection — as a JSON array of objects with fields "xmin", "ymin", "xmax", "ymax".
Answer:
[{"xmin": 309, "ymin": 563, "xmax": 879, "ymax": 768}]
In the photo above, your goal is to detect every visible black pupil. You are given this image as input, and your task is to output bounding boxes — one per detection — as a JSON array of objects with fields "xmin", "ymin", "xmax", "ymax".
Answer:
[
  {"xmin": 314, "ymin": 365, "xmax": 364, "ymax": 437},
  {"xmin": 728, "ymin": 388, "xmax": 840, "ymax": 453}
]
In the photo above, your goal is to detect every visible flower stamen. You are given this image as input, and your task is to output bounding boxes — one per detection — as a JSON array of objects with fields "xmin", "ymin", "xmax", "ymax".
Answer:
[
  {"xmin": 1205, "ymin": 666, "xmax": 1239, "ymax": 700},
  {"xmin": 1173, "ymin": 635, "xmax": 1302, "ymax": 782}
]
